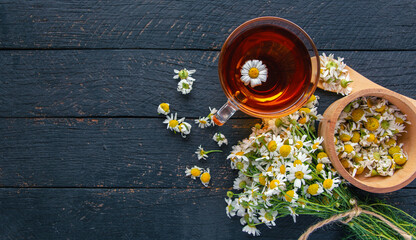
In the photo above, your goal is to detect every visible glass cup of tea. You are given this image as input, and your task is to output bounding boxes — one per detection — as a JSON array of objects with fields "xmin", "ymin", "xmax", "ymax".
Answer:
[{"xmin": 212, "ymin": 17, "xmax": 320, "ymax": 126}]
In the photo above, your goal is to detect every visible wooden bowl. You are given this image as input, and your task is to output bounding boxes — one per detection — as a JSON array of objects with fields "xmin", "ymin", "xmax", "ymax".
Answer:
[{"xmin": 318, "ymin": 66, "xmax": 416, "ymax": 193}]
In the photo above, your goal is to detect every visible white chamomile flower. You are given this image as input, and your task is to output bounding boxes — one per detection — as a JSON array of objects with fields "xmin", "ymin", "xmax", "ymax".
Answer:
[
  {"xmin": 322, "ymin": 171, "xmax": 341, "ymax": 194},
  {"xmin": 179, "ymin": 121, "xmax": 192, "ymax": 138},
  {"xmin": 163, "ymin": 113, "xmax": 184, "ymax": 133},
  {"xmin": 225, "ymin": 198, "xmax": 237, "ymax": 218},
  {"xmin": 305, "ymin": 182, "xmax": 324, "ymax": 198},
  {"xmin": 173, "ymin": 68, "xmax": 196, "ymax": 81},
  {"xmin": 157, "ymin": 102, "xmax": 170, "ymax": 115},
  {"xmin": 287, "ymin": 206, "xmax": 299, "ymax": 223},
  {"xmin": 200, "ymin": 168, "xmax": 211, "ymax": 187},
  {"xmin": 319, "ymin": 53, "xmax": 352, "ymax": 95},
  {"xmin": 213, "ymin": 132, "xmax": 228, "ymax": 146},
  {"xmin": 240, "ymin": 59, "xmax": 268, "ymax": 88},
  {"xmin": 311, "ymin": 137, "xmax": 324, "ymax": 152},
  {"xmin": 233, "ymin": 174, "xmax": 252, "ymax": 190},
  {"xmin": 242, "ymin": 224, "xmax": 260, "ymax": 236},
  {"xmin": 195, "ymin": 145, "xmax": 222, "ymax": 160},
  {"xmin": 283, "ymin": 189, "xmax": 298, "ymax": 204},
  {"xmin": 177, "ymin": 79, "xmax": 193, "ymax": 94},
  {"xmin": 287, "ymin": 164, "xmax": 312, "ymax": 188},
  {"xmin": 208, "ymin": 107, "xmax": 217, "ymax": 123},
  {"xmin": 258, "ymin": 209, "xmax": 278, "ymax": 226},
  {"xmin": 195, "ymin": 116, "xmax": 210, "ymax": 128},
  {"xmin": 185, "ymin": 166, "xmax": 203, "ymax": 179}
]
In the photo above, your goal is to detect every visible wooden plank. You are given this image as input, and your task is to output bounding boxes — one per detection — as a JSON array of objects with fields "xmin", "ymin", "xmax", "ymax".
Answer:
[
  {"xmin": 0, "ymin": 1, "xmax": 415, "ymax": 50},
  {"xmin": 1, "ymin": 117, "xmax": 416, "ymax": 189},
  {"xmin": 0, "ymin": 50, "xmax": 415, "ymax": 117},
  {"xmin": 1, "ymin": 188, "xmax": 415, "ymax": 240},
  {"xmin": 0, "ymin": 118, "xmax": 258, "ymax": 188}
]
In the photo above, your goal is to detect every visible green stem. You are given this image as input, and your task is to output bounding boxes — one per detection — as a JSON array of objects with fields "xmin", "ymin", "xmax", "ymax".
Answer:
[{"xmin": 205, "ymin": 150, "xmax": 223, "ymax": 154}]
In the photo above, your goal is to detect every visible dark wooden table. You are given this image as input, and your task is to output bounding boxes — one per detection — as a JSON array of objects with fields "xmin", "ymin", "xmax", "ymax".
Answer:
[{"xmin": 1, "ymin": 1, "xmax": 415, "ymax": 239}]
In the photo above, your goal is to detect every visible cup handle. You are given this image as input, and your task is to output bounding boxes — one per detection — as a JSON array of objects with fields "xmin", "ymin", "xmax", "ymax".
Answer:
[{"xmin": 212, "ymin": 100, "xmax": 239, "ymax": 126}]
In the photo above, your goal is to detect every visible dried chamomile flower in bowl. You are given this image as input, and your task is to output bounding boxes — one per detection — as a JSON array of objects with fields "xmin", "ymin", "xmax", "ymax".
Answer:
[{"xmin": 319, "ymin": 88, "xmax": 416, "ymax": 193}]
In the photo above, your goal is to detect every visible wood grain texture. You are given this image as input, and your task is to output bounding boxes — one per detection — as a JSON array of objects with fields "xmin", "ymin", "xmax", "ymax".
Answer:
[
  {"xmin": 0, "ymin": 118, "xmax": 258, "ymax": 187},
  {"xmin": 1, "ymin": 117, "xmax": 416, "ymax": 189},
  {"xmin": 1, "ymin": 188, "xmax": 415, "ymax": 240},
  {"xmin": 0, "ymin": 0, "xmax": 415, "ymax": 50},
  {"xmin": 0, "ymin": 50, "xmax": 415, "ymax": 117}
]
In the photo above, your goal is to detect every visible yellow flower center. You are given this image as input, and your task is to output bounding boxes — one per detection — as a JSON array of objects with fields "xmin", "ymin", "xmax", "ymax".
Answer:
[
  {"xmin": 388, "ymin": 146, "xmax": 401, "ymax": 156},
  {"xmin": 169, "ymin": 119, "xmax": 178, "ymax": 128},
  {"xmin": 284, "ymin": 190, "xmax": 295, "ymax": 202},
  {"xmin": 236, "ymin": 162, "xmax": 244, "ymax": 170},
  {"xmin": 200, "ymin": 172, "xmax": 211, "ymax": 183},
  {"xmin": 199, "ymin": 119, "xmax": 207, "ymax": 124},
  {"xmin": 355, "ymin": 166, "xmax": 364, "ymax": 175},
  {"xmin": 239, "ymin": 180, "xmax": 247, "ymax": 189},
  {"xmin": 344, "ymin": 144, "xmax": 353, "ymax": 154},
  {"xmin": 365, "ymin": 117, "xmax": 380, "ymax": 131},
  {"xmin": 267, "ymin": 140, "xmax": 277, "ymax": 152},
  {"xmin": 299, "ymin": 108, "xmax": 311, "ymax": 114},
  {"xmin": 386, "ymin": 138, "xmax": 396, "ymax": 146},
  {"xmin": 375, "ymin": 105, "xmax": 386, "ymax": 113},
  {"xmin": 323, "ymin": 179, "xmax": 333, "ymax": 189},
  {"xmin": 295, "ymin": 141, "xmax": 303, "ymax": 149},
  {"xmin": 367, "ymin": 133, "xmax": 375, "ymax": 142},
  {"xmin": 351, "ymin": 109, "xmax": 364, "ymax": 122},
  {"xmin": 280, "ymin": 145, "xmax": 291, "ymax": 157},
  {"xmin": 341, "ymin": 159, "xmax": 351, "ymax": 168},
  {"xmin": 259, "ymin": 173, "xmax": 266, "ymax": 186},
  {"xmin": 393, "ymin": 154, "xmax": 407, "ymax": 165},
  {"xmin": 316, "ymin": 163, "xmax": 324, "ymax": 172},
  {"xmin": 312, "ymin": 142, "xmax": 320, "ymax": 149},
  {"xmin": 248, "ymin": 67, "xmax": 259, "ymax": 78},
  {"xmin": 351, "ymin": 131, "xmax": 360, "ymax": 143},
  {"xmin": 293, "ymin": 159, "xmax": 303, "ymax": 167},
  {"xmin": 340, "ymin": 134, "xmax": 351, "ymax": 142},
  {"xmin": 298, "ymin": 117, "xmax": 307, "ymax": 124},
  {"xmin": 353, "ymin": 156, "xmax": 363, "ymax": 163},
  {"xmin": 308, "ymin": 95, "xmax": 316, "ymax": 103},
  {"xmin": 269, "ymin": 179, "xmax": 280, "ymax": 189},
  {"xmin": 160, "ymin": 103, "xmax": 169, "ymax": 112},
  {"xmin": 280, "ymin": 165, "xmax": 286, "ymax": 174},
  {"xmin": 307, "ymin": 184, "xmax": 319, "ymax": 195},
  {"xmin": 190, "ymin": 168, "xmax": 201, "ymax": 177},
  {"xmin": 317, "ymin": 152, "xmax": 328, "ymax": 159},
  {"xmin": 295, "ymin": 171, "xmax": 304, "ymax": 179},
  {"xmin": 395, "ymin": 117, "xmax": 404, "ymax": 124},
  {"xmin": 265, "ymin": 212, "xmax": 274, "ymax": 221},
  {"xmin": 367, "ymin": 99, "xmax": 374, "ymax": 108},
  {"xmin": 267, "ymin": 166, "xmax": 273, "ymax": 172},
  {"xmin": 236, "ymin": 151, "xmax": 245, "ymax": 156}
]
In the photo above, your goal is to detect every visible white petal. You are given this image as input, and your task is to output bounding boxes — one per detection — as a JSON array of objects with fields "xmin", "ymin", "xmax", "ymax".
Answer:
[
  {"xmin": 174, "ymin": 69, "xmax": 179, "ymax": 73},
  {"xmin": 173, "ymin": 75, "xmax": 179, "ymax": 79},
  {"xmin": 241, "ymin": 76, "xmax": 251, "ymax": 83},
  {"xmin": 241, "ymin": 69, "xmax": 248, "ymax": 75},
  {"xmin": 250, "ymin": 79, "xmax": 262, "ymax": 87},
  {"xmin": 188, "ymin": 69, "xmax": 196, "ymax": 74}
]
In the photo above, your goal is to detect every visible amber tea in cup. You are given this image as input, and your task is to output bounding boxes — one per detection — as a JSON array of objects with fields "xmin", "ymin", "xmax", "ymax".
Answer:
[{"xmin": 213, "ymin": 17, "xmax": 320, "ymax": 125}]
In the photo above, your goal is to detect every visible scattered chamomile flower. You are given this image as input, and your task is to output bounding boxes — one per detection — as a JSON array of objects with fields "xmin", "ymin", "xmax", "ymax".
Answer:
[
  {"xmin": 319, "ymin": 53, "xmax": 352, "ymax": 95},
  {"xmin": 177, "ymin": 79, "xmax": 193, "ymax": 94},
  {"xmin": 240, "ymin": 60, "xmax": 268, "ymax": 88},
  {"xmin": 213, "ymin": 132, "xmax": 228, "ymax": 147},
  {"xmin": 208, "ymin": 107, "xmax": 217, "ymax": 126},
  {"xmin": 200, "ymin": 168, "xmax": 211, "ymax": 187},
  {"xmin": 163, "ymin": 113, "xmax": 184, "ymax": 133},
  {"xmin": 195, "ymin": 145, "xmax": 222, "ymax": 160},
  {"xmin": 173, "ymin": 68, "xmax": 196, "ymax": 81},
  {"xmin": 195, "ymin": 116, "xmax": 210, "ymax": 128},
  {"xmin": 178, "ymin": 121, "xmax": 192, "ymax": 138},
  {"xmin": 225, "ymin": 198, "xmax": 237, "ymax": 218},
  {"xmin": 157, "ymin": 102, "xmax": 170, "ymax": 115},
  {"xmin": 185, "ymin": 166, "xmax": 203, "ymax": 179},
  {"xmin": 258, "ymin": 208, "xmax": 278, "ymax": 227},
  {"xmin": 242, "ymin": 224, "xmax": 261, "ymax": 236}
]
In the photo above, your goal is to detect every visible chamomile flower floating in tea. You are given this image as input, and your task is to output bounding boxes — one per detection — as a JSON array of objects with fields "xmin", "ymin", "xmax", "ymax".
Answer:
[
  {"xmin": 213, "ymin": 132, "xmax": 228, "ymax": 146},
  {"xmin": 157, "ymin": 102, "xmax": 170, "ymax": 115},
  {"xmin": 335, "ymin": 96, "xmax": 409, "ymax": 177},
  {"xmin": 319, "ymin": 53, "xmax": 352, "ymax": 95},
  {"xmin": 185, "ymin": 166, "xmax": 203, "ymax": 179},
  {"xmin": 240, "ymin": 60, "xmax": 268, "ymax": 88},
  {"xmin": 173, "ymin": 68, "xmax": 196, "ymax": 81},
  {"xmin": 177, "ymin": 79, "xmax": 193, "ymax": 95},
  {"xmin": 195, "ymin": 145, "xmax": 222, "ymax": 160}
]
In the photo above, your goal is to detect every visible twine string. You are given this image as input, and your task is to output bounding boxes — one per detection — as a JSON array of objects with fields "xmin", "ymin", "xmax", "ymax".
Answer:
[{"xmin": 298, "ymin": 206, "xmax": 412, "ymax": 240}]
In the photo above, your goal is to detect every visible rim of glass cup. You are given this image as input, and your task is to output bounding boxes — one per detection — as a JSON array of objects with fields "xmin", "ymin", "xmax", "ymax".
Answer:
[{"xmin": 217, "ymin": 16, "xmax": 320, "ymax": 119}]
